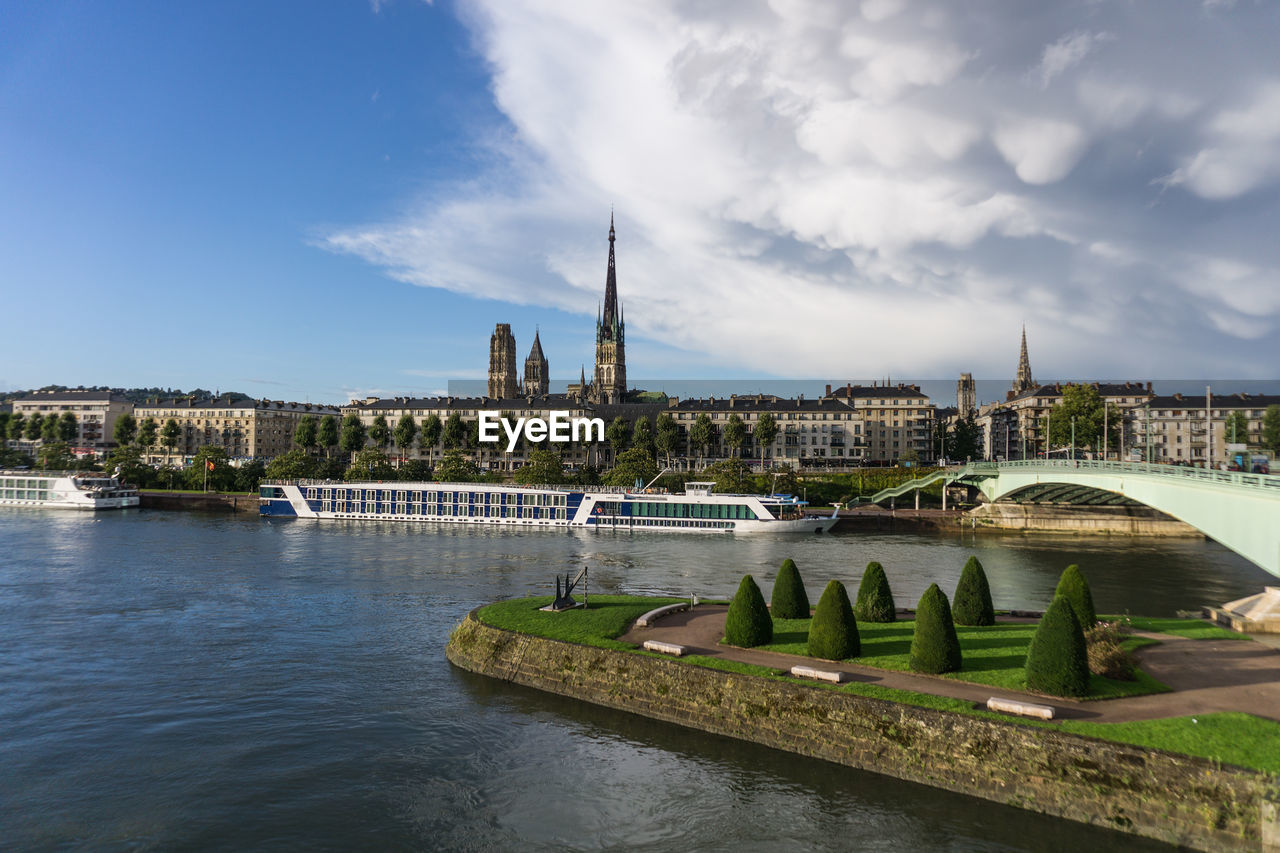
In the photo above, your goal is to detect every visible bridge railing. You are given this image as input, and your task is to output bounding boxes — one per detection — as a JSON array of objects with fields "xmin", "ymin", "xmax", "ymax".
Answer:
[{"xmin": 990, "ymin": 459, "xmax": 1280, "ymax": 493}]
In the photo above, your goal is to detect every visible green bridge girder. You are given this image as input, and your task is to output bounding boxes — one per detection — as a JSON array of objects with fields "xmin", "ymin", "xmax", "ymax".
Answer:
[{"xmin": 874, "ymin": 461, "xmax": 1280, "ymax": 578}]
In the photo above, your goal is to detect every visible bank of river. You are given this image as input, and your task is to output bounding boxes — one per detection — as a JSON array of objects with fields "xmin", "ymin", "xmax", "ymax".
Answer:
[{"xmin": 1, "ymin": 509, "xmax": 1274, "ymax": 849}]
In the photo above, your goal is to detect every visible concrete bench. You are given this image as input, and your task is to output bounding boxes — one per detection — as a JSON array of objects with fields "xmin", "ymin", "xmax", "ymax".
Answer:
[
  {"xmin": 986, "ymin": 697, "xmax": 1055, "ymax": 720},
  {"xmin": 790, "ymin": 665, "xmax": 846, "ymax": 683},
  {"xmin": 635, "ymin": 602, "xmax": 690, "ymax": 628},
  {"xmin": 642, "ymin": 640, "xmax": 688, "ymax": 656}
]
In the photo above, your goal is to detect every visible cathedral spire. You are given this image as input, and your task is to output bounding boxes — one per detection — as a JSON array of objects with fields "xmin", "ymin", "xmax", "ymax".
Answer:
[
  {"xmin": 601, "ymin": 215, "xmax": 619, "ymax": 338},
  {"xmin": 1013, "ymin": 325, "xmax": 1035, "ymax": 394}
]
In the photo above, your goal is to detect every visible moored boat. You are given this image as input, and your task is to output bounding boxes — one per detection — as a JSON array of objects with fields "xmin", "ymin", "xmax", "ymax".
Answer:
[
  {"xmin": 259, "ymin": 480, "xmax": 837, "ymax": 534},
  {"xmin": 0, "ymin": 470, "xmax": 140, "ymax": 510}
]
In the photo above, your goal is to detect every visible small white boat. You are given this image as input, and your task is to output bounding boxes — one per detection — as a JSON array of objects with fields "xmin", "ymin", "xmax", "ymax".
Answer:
[{"xmin": 0, "ymin": 470, "xmax": 140, "ymax": 510}]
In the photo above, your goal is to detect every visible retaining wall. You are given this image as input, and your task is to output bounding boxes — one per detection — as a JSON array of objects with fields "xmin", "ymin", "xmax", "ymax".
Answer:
[{"xmin": 447, "ymin": 614, "xmax": 1279, "ymax": 852}]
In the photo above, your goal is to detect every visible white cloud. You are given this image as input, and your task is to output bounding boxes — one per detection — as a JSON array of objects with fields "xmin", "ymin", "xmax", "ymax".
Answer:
[{"xmin": 323, "ymin": 1, "xmax": 1280, "ymax": 378}]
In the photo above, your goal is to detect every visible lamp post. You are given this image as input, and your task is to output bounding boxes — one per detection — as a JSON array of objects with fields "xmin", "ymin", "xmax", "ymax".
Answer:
[{"xmin": 1071, "ymin": 416, "xmax": 1076, "ymax": 461}]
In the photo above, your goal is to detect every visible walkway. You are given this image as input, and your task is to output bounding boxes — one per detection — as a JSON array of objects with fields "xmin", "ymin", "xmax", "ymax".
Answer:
[{"xmin": 618, "ymin": 606, "xmax": 1280, "ymax": 723}]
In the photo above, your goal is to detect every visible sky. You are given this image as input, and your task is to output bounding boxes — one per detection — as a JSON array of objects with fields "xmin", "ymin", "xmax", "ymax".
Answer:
[{"xmin": 3, "ymin": 0, "xmax": 1278, "ymax": 406}]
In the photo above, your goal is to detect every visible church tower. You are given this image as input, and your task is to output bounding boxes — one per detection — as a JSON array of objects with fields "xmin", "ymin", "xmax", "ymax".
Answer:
[
  {"xmin": 488, "ymin": 323, "xmax": 519, "ymax": 399},
  {"xmin": 523, "ymin": 329, "xmax": 549, "ymax": 396},
  {"xmin": 592, "ymin": 215, "xmax": 627, "ymax": 404},
  {"xmin": 957, "ymin": 373, "xmax": 976, "ymax": 418},
  {"xmin": 1012, "ymin": 326, "xmax": 1035, "ymax": 396}
]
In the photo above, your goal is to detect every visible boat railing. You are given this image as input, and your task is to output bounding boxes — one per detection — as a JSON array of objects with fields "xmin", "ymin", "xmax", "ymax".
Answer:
[{"xmin": 260, "ymin": 478, "xmax": 651, "ymax": 495}]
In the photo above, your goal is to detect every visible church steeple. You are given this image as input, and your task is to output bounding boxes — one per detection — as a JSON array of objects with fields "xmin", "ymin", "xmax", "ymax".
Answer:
[
  {"xmin": 1013, "ymin": 325, "xmax": 1035, "ymax": 395},
  {"xmin": 592, "ymin": 214, "xmax": 626, "ymax": 404},
  {"xmin": 600, "ymin": 213, "xmax": 620, "ymax": 341},
  {"xmin": 523, "ymin": 327, "xmax": 549, "ymax": 396}
]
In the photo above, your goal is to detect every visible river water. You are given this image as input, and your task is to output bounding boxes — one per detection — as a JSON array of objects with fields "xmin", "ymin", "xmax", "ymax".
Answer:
[{"xmin": 1, "ymin": 509, "xmax": 1272, "ymax": 851}]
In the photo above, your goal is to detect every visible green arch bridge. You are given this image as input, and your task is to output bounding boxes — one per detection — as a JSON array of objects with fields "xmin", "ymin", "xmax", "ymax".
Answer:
[{"xmin": 873, "ymin": 460, "xmax": 1280, "ymax": 578}]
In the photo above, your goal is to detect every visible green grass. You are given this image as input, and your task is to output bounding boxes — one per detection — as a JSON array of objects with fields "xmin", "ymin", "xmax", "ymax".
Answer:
[
  {"xmin": 471, "ymin": 596, "xmax": 1280, "ymax": 773},
  {"xmin": 1112, "ymin": 615, "xmax": 1248, "ymax": 641},
  {"xmin": 758, "ymin": 617, "xmax": 1167, "ymax": 699},
  {"xmin": 475, "ymin": 595, "xmax": 684, "ymax": 651}
]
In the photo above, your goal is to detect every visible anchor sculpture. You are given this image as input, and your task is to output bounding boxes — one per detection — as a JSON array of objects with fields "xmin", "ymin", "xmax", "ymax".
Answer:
[{"xmin": 544, "ymin": 566, "xmax": 589, "ymax": 611}]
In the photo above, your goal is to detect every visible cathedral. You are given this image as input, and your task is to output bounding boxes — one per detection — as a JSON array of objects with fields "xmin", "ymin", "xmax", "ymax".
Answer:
[{"xmin": 487, "ymin": 216, "xmax": 627, "ymax": 404}]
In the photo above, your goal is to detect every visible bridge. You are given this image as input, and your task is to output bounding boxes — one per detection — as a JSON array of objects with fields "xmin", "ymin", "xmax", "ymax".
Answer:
[{"xmin": 873, "ymin": 460, "xmax": 1280, "ymax": 578}]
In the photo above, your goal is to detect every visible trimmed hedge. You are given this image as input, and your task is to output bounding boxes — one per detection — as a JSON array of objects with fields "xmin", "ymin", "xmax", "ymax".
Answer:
[
  {"xmin": 771, "ymin": 558, "xmax": 810, "ymax": 619},
  {"xmin": 854, "ymin": 561, "xmax": 896, "ymax": 623},
  {"xmin": 1055, "ymin": 564, "xmax": 1097, "ymax": 629},
  {"xmin": 807, "ymin": 580, "xmax": 860, "ymax": 660},
  {"xmin": 724, "ymin": 574, "xmax": 772, "ymax": 647},
  {"xmin": 952, "ymin": 555, "xmax": 995, "ymax": 626},
  {"xmin": 1025, "ymin": 594, "xmax": 1090, "ymax": 697},
  {"xmin": 910, "ymin": 583, "xmax": 962, "ymax": 674}
]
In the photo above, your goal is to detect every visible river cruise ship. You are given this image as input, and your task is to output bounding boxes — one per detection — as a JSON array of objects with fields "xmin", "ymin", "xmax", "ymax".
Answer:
[
  {"xmin": 260, "ymin": 480, "xmax": 837, "ymax": 534},
  {"xmin": 0, "ymin": 470, "xmax": 140, "ymax": 510}
]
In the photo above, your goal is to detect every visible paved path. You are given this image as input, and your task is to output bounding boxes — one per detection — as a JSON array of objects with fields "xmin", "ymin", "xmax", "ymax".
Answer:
[{"xmin": 618, "ymin": 606, "xmax": 1280, "ymax": 723}]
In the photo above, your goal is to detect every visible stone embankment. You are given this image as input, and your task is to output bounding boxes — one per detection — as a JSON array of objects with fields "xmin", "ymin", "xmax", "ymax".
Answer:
[
  {"xmin": 447, "ymin": 613, "xmax": 1279, "ymax": 852},
  {"xmin": 138, "ymin": 491, "xmax": 258, "ymax": 513},
  {"xmin": 835, "ymin": 504, "xmax": 1202, "ymax": 536}
]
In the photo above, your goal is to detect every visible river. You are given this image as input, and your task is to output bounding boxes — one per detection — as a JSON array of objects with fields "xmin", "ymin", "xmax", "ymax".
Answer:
[{"xmin": 0, "ymin": 509, "xmax": 1272, "ymax": 850}]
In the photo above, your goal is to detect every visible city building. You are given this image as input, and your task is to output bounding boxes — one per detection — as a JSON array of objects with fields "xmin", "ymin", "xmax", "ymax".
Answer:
[
  {"xmin": 522, "ymin": 330, "xmax": 549, "ymax": 396},
  {"xmin": 487, "ymin": 324, "xmax": 519, "ymax": 399},
  {"xmin": 134, "ymin": 397, "xmax": 339, "ymax": 465},
  {"xmin": 1131, "ymin": 392, "xmax": 1280, "ymax": 467},
  {"xmin": 10, "ymin": 389, "xmax": 134, "ymax": 455}
]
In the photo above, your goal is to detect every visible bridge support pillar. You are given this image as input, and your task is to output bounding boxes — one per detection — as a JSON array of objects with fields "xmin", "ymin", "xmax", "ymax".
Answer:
[{"xmin": 914, "ymin": 490, "xmax": 919, "ymax": 511}]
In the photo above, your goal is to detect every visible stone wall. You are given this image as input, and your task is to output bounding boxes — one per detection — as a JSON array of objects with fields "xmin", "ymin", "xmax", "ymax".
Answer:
[
  {"xmin": 967, "ymin": 503, "xmax": 1202, "ymax": 536},
  {"xmin": 447, "ymin": 614, "xmax": 1278, "ymax": 852},
  {"xmin": 138, "ymin": 491, "xmax": 258, "ymax": 513}
]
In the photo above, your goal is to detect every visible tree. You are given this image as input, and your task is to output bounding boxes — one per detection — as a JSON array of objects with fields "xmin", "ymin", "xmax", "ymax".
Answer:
[
  {"xmin": 1224, "ymin": 411, "xmax": 1250, "ymax": 447},
  {"xmin": 57, "ymin": 412, "xmax": 78, "ymax": 443},
  {"xmin": 952, "ymin": 556, "xmax": 996, "ymax": 626},
  {"xmin": 42, "ymin": 415, "xmax": 60, "ymax": 443},
  {"xmin": 606, "ymin": 416, "xmax": 630, "ymax": 462},
  {"xmin": 160, "ymin": 419, "xmax": 182, "ymax": 465},
  {"xmin": 655, "ymin": 412, "xmax": 680, "ymax": 467},
  {"xmin": 38, "ymin": 441, "xmax": 73, "ymax": 470},
  {"xmin": 950, "ymin": 417, "xmax": 981, "ymax": 461},
  {"xmin": 369, "ymin": 415, "xmax": 391, "ymax": 451},
  {"xmin": 1262, "ymin": 405, "xmax": 1280, "ymax": 455},
  {"xmin": 397, "ymin": 459, "xmax": 433, "ymax": 481},
  {"xmin": 103, "ymin": 445, "xmax": 154, "ymax": 487},
  {"xmin": 185, "ymin": 446, "xmax": 236, "ymax": 491},
  {"xmin": 339, "ymin": 414, "xmax": 367, "ymax": 459},
  {"xmin": 898, "ymin": 448, "xmax": 920, "ymax": 466},
  {"xmin": 909, "ymin": 583, "xmax": 961, "ymax": 674},
  {"xmin": 113, "ymin": 412, "xmax": 138, "ymax": 447},
  {"xmin": 1025, "ymin": 595, "xmax": 1090, "ymax": 697},
  {"xmin": 854, "ymin": 561, "xmax": 896, "ymax": 623},
  {"xmin": 420, "ymin": 414, "xmax": 443, "ymax": 456},
  {"xmin": 317, "ymin": 414, "xmax": 339, "ymax": 459},
  {"xmin": 514, "ymin": 449, "xmax": 566, "ymax": 485},
  {"xmin": 436, "ymin": 450, "xmax": 481, "ymax": 482},
  {"xmin": 1042, "ymin": 384, "xmax": 1120, "ymax": 454},
  {"xmin": 631, "ymin": 416, "xmax": 655, "ymax": 457},
  {"xmin": 1054, "ymin": 564, "xmax": 1097, "ymax": 629},
  {"xmin": 932, "ymin": 419, "xmax": 950, "ymax": 463},
  {"xmin": 604, "ymin": 446, "xmax": 657, "ymax": 488},
  {"xmin": 723, "ymin": 414, "xmax": 746, "ymax": 458},
  {"xmin": 264, "ymin": 449, "xmax": 320, "ymax": 480},
  {"xmin": 770, "ymin": 558, "xmax": 810, "ymax": 619},
  {"xmin": 345, "ymin": 448, "xmax": 395, "ymax": 481},
  {"xmin": 6, "ymin": 412, "xmax": 24, "ymax": 441},
  {"xmin": 235, "ymin": 460, "xmax": 265, "ymax": 492},
  {"xmin": 754, "ymin": 412, "xmax": 778, "ymax": 469},
  {"xmin": 394, "ymin": 413, "xmax": 418, "ymax": 462},
  {"xmin": 138, "ymin": 417, "xmax": 158, "ymax": 453},
  {"xmin": 25, "ymin": 413, "xmax": 45, "ymax": 441},
  {"xmin": 808, "ymin": 580, "xmax": 859, "ymax": 660},
  {"xmin": 442, "ymin": 413, "xmax": 466, "ymax": 449},
  {"xmin": 294, "ymin": 415, "xmax": 318, "ymax": 454},
  {"xmin": 690, "ymin": 413, "xmax": 715, "ymax": 463},
  {"xmin": 705, "ymin": 458, "xmax": 750, "ymax": 493},
  {"xmin": 766, "ymin": 463, "xmax": 799, "ymax": 496},
  {"xmin": 724, "ymin": 574, "xmax": 772, "ymax": 647},
  {"xmin": 0, "ymin": 412, "xmax": 10, "ymax": 441}
]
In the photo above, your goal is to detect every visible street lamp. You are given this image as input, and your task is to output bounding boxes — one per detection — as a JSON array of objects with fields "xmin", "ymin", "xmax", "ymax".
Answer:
[{"xmin": 1071, "ymin": 416, "xmax": 1076, "ymax": 461}]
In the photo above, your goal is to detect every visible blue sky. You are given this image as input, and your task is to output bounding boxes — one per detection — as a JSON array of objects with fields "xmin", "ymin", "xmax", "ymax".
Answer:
[{"xmin": 3, "ymin": 1, "xmax": 1279, "ymax": 405}]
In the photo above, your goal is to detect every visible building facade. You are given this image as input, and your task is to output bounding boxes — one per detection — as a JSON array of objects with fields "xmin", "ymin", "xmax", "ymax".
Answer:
[
  {"xmin": 134, "ymin": 397, "xmax": 339, "ymax": 465},
  {"xmin": 10, "ymin": 390, "xmax": 133, "ymax": 455}
]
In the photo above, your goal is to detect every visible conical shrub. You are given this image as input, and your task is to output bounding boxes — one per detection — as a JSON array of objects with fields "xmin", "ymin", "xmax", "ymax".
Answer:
[
  {"xmin": 724, "ymin": 574, "xmax": 772, "ymax": 648},
  {"xmin": 953, "ymin": 556, "xmax": 995, "ymax": 626},
  {"xmin": 1025, "ymin": 594, "xmax": 1090, "ymax": 697},
  {"xmin": 770, "ymin": 558, "xmax": 810, "ymax": 619},
  {"xmin": 854, "ymin": 561, "xmax": 896, "ymax": 623},
  {"xmin": 1055, "ymin": 564, "xmax": 1097, "ymax": 629},
  {"xmin": 909, "ymin": 583, "xmax": 961, "ymax": 674},
  {"xmin": 808, "ymin": 580, "xmax": 860, "ymax": 660}
]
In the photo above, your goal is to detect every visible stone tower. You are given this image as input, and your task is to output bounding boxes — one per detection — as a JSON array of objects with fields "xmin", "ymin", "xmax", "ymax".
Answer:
[
  {"xmin": 592, "ymin": 215, "xmax": 627, "ymax": 404},
  {"xmin": 488, "ymin": 323, "xmax": 519, "ymax": 399},
  {"xmin": 957, "ymin": 373, "xmax": 975, "ymax": 418},
  {"xmin": 523, "ymin": 329, "xmax": 549, "ymax": 396},
  {"xmin": 1012, "ymin": 326, "xmax": 1035, "ymax": 396}
]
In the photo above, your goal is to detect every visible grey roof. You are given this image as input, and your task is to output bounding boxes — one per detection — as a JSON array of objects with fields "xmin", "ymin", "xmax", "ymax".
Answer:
[
  {"xmin": 345, "ymin": 394, "xmax": 592, "ymax": 413},
  {"xmin": 824, "ymin": 383, "xmax": 929, "ymax": 400},
  {"xmin": 1147, "ymin": 393, "xmax": 1280, "ymax": 410},
  {"xmin": 669, "ymin": 395, "xmax": 855, "ymax": 413},
  {"xmin": 16, "ymin": 389, "xmax": 129, "ymax": 403},
  {"xmin": 139, "ymin": 396, "xmax": 338, "ymax": 413}
]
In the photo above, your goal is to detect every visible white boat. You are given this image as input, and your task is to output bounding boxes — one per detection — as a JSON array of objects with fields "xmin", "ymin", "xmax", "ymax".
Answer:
[
  {"xmin": 259, "ymin": 480, "xmax": 838, "ymax": 534},
  {"xmin": 0, "ymin": 470, "xmax": 140, "ymax": 510}
]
